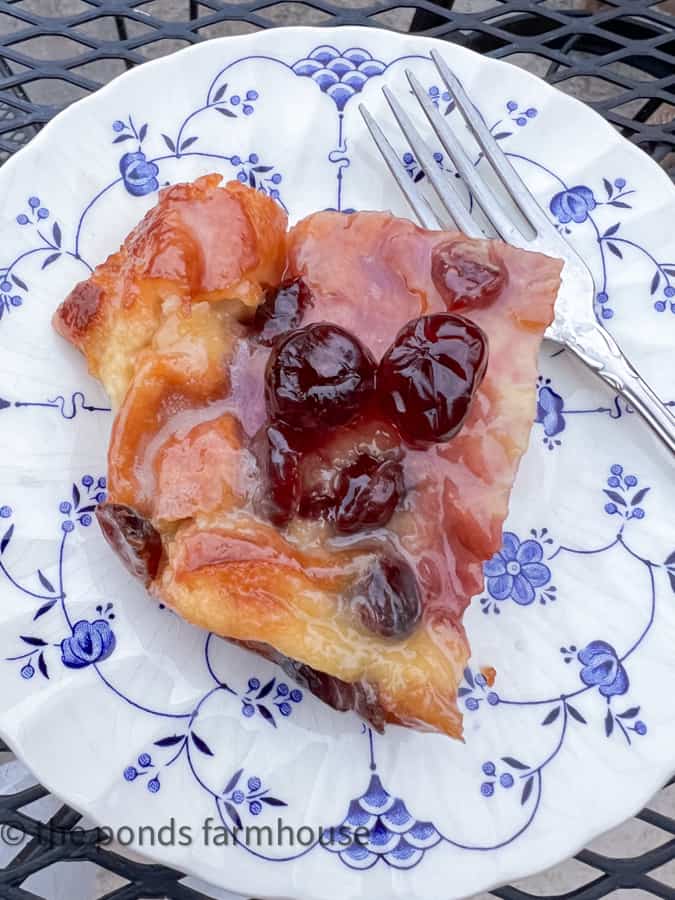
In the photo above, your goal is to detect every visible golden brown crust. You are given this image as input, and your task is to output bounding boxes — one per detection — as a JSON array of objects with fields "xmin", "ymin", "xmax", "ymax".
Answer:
[
  {"xmin": 156, "ymin": 517, "xmax": 467, "ymax": 736},
  {"xmin": 58, "ymin": 186, "xmax": 561, "ymax": 738},
  {"xmin": 53, "ymin": 175, "xmax": 287, "ymax": 407}
]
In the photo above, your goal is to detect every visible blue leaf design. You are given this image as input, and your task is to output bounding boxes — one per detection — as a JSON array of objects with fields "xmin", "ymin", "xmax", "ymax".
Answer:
[
  {"xmin": 191, "ymin": 732, "xmax": 214, "ymax": 756},
  {"xmin": 139, "ymin": 123, "xmax": 148, "ymax": 142},
  {"xmin": 41, "ymin": 253, "xmax": 61, "ymax": 270},
  {"xmin": 650, "ymin": 271, "xmax": 660, "ymax": 295},
  {"xmin": 541, "ymin": 706, "xmax": 560, "ymax": 726},
  {"xmin": 180, "ymin": 136, "xmax": 199, "ymax": 151},
  {"xmin": 566, "ymin": 702, "xmax": 587, "ymax": 724},
  {"xmin": 502, "ymin": 756, "xmax": 529, "ymax": 770},
  {"xmin": 663, "ymin": 267, "xmax": 675, "ymax": 277},
  {"xmin": 261, "ymin": 796, "xmax": 286, "ymax": 807},
  {"xmin": 457, "ymin": 687, "xmax": 471, "ymax": 697},
  {"xmin": 113, "ymin": 134, "xmax": 134, "ymax": 143},
  {"xmin": 162, "ymin": 134, "xmax": 176, "ymax": 153},
  {"xmin": 216, "ymin": 107, "xmax": 236, "ymax": 118},
  {"xmin": 20, "ymin": 635, "xmax": 47, "ymax": 647},
  {"xmin": 154, "ymin": 734, "xmax": 185, "ymax": 747},
  {"xmin": 52, "ymin": 223, "xmax": 62, "ymax": 248},
  {"xmin": 224, "ymin": 801, "xmax": 242, "ymax": 829},
  {"xmin": 256, "ymin": 678, "xmax": 275, "ymax": 700},
  {"xmin": 618, "ymin": 706, "xmax": 640, "ymax": 719},
  {"xmin": 605, "ymin": 708, "xmax": 614, "ymax": 737},
  {"xmin": 223, "ymin": 768, "xmax": 243, "ymax": 794},
  {"xmin": 257, "ymin": 704, "xmax": 276, "ymax": 727},
  {"xmin": 604, "ymin": 489, "xmax": 627, "ymax": 507},
  {"xmin": 11, "ymin": 274, "xmax": 27, "ymax": 291},
  {"xmin": 252, "ymin": 166, "xmax": 273, "ymax": 173},
  {"xmin": 606, "ymin": 242, "xmax": 623, "ymax": 259},
  {"xmin": 603, "ymin": 178, "xmax": 613, "ymax": 198},
  {"xmin": 77, "ymin": 505, "xmax": 97, "ymax": 514},
  {"xmin": 521, "ymin": 775, "xmax": 534, "ymax": 805},
  {"xmin": 213, "ymin": 83, "xmax": 228, "ymax": 102},
  {"xmin": 413, "ymin": 170, "xmax": 425, "ymax": 183},
  {"xmin": 493, "ymin": 131, "xmax": 513, "ymax": 140},
  {"xmin": 72, "ymin": 484, "xmax": 81, "ymax": 508},
  {"xmin": 630, "ymin": 487, "xmax": 650, "ymax": 506},
  {"xmin": 33, "ymin": 600, "xmax": 57, "ymax": 620},
  {"xmin": 248, "ymin": 172, "xmax": 257, "ymax": 189},
  {"xmin": 1, "ymin": 524, "xmax": 14, "ymax": 555},
  {"xmin": 37, "ymin": 570, "xmax": 55, "ymax": 593},
  {"xmin": 38, "ymin": 651, "xmax": 48, "ymax": 679},
  {"xmin": 603, "ymin": 223, "xmax": 620, "ymax": 237},
  {"xmin": 463, "ymin": 668, "xmax": 475, "ymax": 689},
  {"xmin": 609, "ymin": 201, "xmax": 631, "ymax": 209}
]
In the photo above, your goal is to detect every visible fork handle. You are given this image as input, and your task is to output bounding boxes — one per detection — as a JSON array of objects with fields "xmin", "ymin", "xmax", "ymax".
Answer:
[{"xmin": 564, "ymin": 323, "xmax": 675, "ymax": 456}]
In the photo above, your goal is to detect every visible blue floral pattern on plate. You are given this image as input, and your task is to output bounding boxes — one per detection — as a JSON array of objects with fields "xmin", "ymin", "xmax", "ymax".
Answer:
[
  {"xmin": 483, "ymin": 532, "xmax": 553, "ymax": 606},
  {"xmin": 0, "ymin": 30, "xmax": 673, "ymax": 900}
]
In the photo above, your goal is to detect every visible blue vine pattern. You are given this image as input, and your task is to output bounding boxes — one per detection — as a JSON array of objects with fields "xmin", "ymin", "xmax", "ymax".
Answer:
[
  {"xmin": 533, "ymin": 376, "xmax": 675, "ymax": 450},
  {"xmin": 0, "ymin": 40, "xmax": 672, "ymax": 877},
  {"xmin": 0, "ymin": 196, "xmax": 91, "ymax": 319},
  {"xmin": 2, "ymin": 391, "xmax": 111, "ymax": 419}
]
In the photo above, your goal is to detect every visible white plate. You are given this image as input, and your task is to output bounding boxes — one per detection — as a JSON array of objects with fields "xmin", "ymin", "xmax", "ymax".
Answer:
[{"xmin": 0, "ymin": 25, "xmax": 673, "ymax": 900}]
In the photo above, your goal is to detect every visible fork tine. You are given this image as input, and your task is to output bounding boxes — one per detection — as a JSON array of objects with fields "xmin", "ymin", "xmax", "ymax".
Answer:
[
  {"xmin": 382, "ymin": 86, "xmax": 483, "ymax": 238},
  {"xmin": 431, "ymin": 49, "xmax": 551, "ymax": 233},
  {"xmin": 406, "ymin": 69, "xmax": 526, "ymax": 246},
  {"xmin": 359, "ymin": 104, "xmax": 440, "ymax": 231}
]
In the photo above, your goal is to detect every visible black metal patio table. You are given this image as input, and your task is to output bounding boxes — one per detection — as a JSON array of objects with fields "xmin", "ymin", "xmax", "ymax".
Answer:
[{"xmin": 0, "ymin": 1, "xmax": 672, "ymax": 898}]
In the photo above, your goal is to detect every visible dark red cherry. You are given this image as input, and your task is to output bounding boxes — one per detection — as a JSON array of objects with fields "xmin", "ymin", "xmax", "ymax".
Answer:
[
  {"xmin": 377, "ymin": 313, "xmax": 488, "ymax": 446},
  {"xmin": 96, "ymin": 503, "xmax": 163, "ymax": 586},
  {"xmin": 253, "ymin": 279, "xmax": 312, "ymax": 346},
  {"xmin": 298, "ymin": 478, "xmax": 334, "ymax": 521},
  {"xmin": 334, "ymin": 455, "xmax": 403, "ymax": 534},
  {"xmin": 350, "ymin": 551, "xmax": 422, "ymax": 640},
  {"xmin": 254, "ymin": 424, "xmax": 300, "ymax": 527},
  {"xmin": 266, "ymin": 323, "xmax": 376, "ymax": 431},
  {"xmin": 431, "ymin": 241, "xmax": 506, "ymax": 311}
]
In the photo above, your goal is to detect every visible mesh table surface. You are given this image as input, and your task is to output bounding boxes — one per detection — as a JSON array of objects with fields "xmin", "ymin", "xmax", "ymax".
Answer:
[{"xmin": 0, "ymin": 1, "xmax": 672, "ymax": 898}]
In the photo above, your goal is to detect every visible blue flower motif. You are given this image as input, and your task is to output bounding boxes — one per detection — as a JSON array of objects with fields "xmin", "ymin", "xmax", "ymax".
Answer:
[
  {"xmin": 119, "ymin": 151, "xmax": 159, "ymax": 197},
  {"xmin": 292, "ymin": 45, "xmax": 386, "ymax": 111},
  {"xmin": 60, "ymin": 619, "xmax": 116, "ymax": 669},
  {"xmin": 549, "ymin": 186, "xmax": 596, "ymax": 225},
  {"xmin": 535, "ymin": 384, "xmax": 565, "ymax": 438},
  {"xmin": 578, "ymin": 640, "xmax": 629, "ymax": 697},
  {"xmin": 483, "ymin": 532, "xmax": 551, "ymax": 605}
]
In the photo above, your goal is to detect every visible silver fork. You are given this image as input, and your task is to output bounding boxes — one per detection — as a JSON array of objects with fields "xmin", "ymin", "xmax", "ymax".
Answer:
[{"xmin": 360, "ymin": 49, "xmax": 675, "ymax": 457}]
